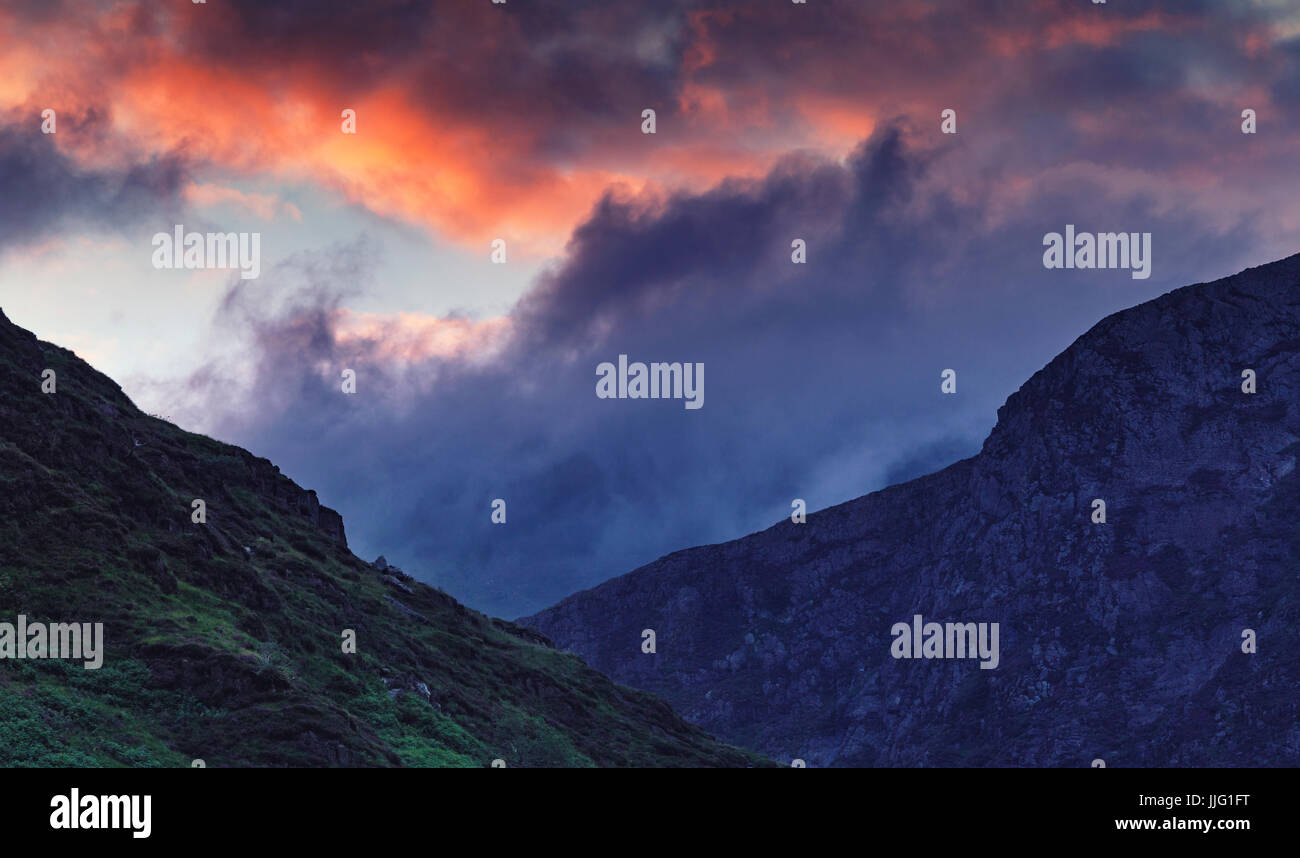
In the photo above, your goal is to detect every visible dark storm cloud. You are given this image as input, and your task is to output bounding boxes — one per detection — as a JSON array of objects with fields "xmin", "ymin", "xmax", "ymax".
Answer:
[
  {"xmin": 0, "ymin": 110, "xmax": 190, "ymax": 254},
  {"xmin": 167, "ymin": 0, "xmax": 689, "ymax": 143},
  {"xmin": 173, "ymin": 122, "xmax": 1265, "ymax": 619},
  {"xmin": 28, "ymin": 0, "xmax": 1279, "ymax": 179}
]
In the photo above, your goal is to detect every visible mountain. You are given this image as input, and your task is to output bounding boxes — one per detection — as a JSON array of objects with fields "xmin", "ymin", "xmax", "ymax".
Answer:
[
  {"xmin": 0, "ymin": 308, "xmax": 768, "ymax": 767},
  {"xmin": 521, "ymin": 253, "xmax": 1300, "ymax": 767}
]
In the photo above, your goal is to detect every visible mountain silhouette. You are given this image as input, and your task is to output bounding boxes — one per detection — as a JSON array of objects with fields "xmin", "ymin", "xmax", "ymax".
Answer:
[{"xmin": 521, "ymin": 253, "xmax": 1300, "ymax": 767}]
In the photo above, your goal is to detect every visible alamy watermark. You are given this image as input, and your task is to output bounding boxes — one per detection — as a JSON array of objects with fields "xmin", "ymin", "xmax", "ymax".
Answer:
[
  {"xmin": 1043, "ymin": 225, "xmax": 1151, "ymax": 280},
  {"xmin": 890, "ymin": 614, "xmax": 999, "ymax": 669},
  {"xmin": 0, "ymin": 615, "xmax": 103, "ymax": 669},
  {"xmin": 151, "ymin": 225, "xmax": 261, "ymax": 279},
  {"xmin": 50, "ymin": 789, "xmax": 150, "ymax": 838},
  {"xmin": 596, "ymin": 355, "xmax": 703, "ymax": 410}
]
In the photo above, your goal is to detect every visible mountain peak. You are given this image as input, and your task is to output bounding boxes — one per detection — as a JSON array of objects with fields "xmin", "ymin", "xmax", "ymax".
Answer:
[
  {"xmin": 984, "ymin": 250, "xmax": 1300, "ymax": 462},
  {"xmin": 522, "ymin": 253, "xmax": 1300, "ymax": 766}
]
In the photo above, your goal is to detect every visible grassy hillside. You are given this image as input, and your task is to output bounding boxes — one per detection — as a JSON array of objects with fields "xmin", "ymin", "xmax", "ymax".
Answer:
[{"xmin": 0, "ymin": 308, "xmax": 769, "ymax": 768}]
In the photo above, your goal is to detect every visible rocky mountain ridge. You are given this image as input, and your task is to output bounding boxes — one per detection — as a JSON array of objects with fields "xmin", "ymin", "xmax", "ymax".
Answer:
[{"xmin": 522, "ymin": 253, "xmax": 1300, "ymax": 766}]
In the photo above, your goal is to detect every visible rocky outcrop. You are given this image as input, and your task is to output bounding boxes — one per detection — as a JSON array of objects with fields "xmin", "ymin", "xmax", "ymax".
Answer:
[{"xmin": 522, "ymin": 253, "xmax": 1300, "ymax": 767}]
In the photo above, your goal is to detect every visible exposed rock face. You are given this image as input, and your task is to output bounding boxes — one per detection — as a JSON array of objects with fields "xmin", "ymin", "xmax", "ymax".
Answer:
[
  {"xmin": 0, "ymin": 307, "xmax": 767, "ymax": 768},
  {"xmin": 521, "ymin": 253, "xmax": 1300, "ymax": 767}
]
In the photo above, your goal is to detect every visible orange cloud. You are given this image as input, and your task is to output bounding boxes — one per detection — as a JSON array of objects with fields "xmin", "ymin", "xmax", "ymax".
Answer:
[
  {"xmin": 3, "ymin": 2, "xmax": 882, "ymax": 257},
  {"xmin": 185, "ymin": 183, "xmax": 302, "ymax": 221},
  {"xmin": 331, "ymin": 308, "xmax": 511, "ymax": 366},
  {"xmin": 0, "ymin": 0, "xmax": 1287, "ymax": 262}
]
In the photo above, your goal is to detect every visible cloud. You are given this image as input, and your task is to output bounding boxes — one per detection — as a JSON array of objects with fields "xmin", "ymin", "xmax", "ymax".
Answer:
[
  {"xmin": 145, "ymin": 119, "xmax": 1265, "ymax": 619},
  {"xmin": 0, "ymin": 109, "xmax": 190, "ymax": 256},
  {"xmin": 184, "ymin": 183, "xmax": 302, "ymax": 222},
  {"xmin": 5, "ymin": 0, "xmax": 1295, "ymax": 255}
]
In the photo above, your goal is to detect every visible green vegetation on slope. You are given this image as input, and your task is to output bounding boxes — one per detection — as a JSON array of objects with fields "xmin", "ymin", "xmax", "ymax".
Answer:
[{"xmin": 0, "ymin": 309, "xmax": 769, "ymax": 768}]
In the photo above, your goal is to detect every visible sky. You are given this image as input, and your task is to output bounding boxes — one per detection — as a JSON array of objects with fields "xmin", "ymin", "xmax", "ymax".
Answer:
[{"xmin": 2, "ymin": 0, "xmax": 1299, "ymax": 618}]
